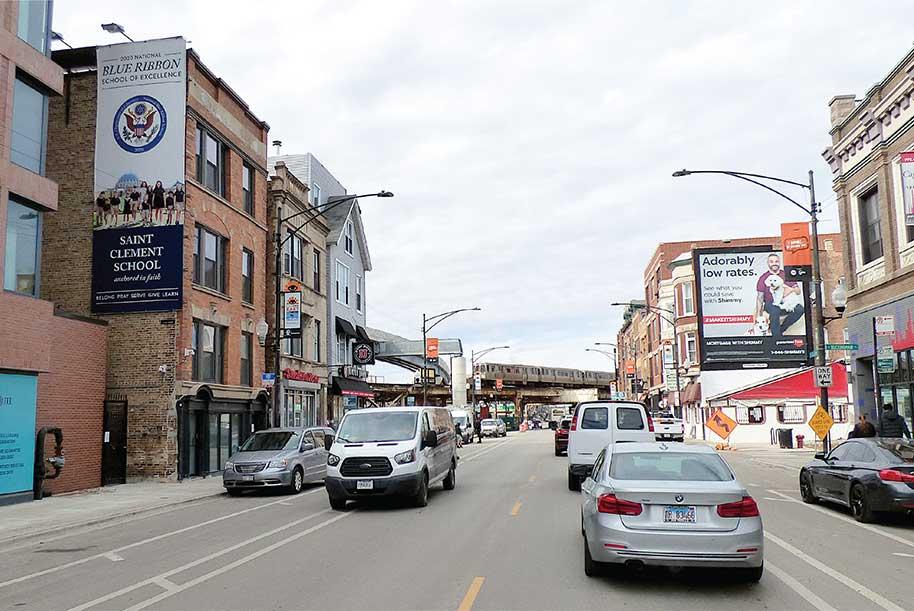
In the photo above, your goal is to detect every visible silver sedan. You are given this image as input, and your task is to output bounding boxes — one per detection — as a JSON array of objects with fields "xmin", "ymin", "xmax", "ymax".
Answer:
[{"xmin": 581, "ymin": 442, "xmax": 764, "ymax": 581}]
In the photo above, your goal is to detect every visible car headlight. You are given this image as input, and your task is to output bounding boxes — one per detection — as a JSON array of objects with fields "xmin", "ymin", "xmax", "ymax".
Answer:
[
  {"xmin": 224, "ymin": 461, "xmax": 234, "ymax": 470},
  {"xmin": 327, "ymin": 453, "xmax": 340, "ymax": 466},
  {"xmin": 394, "ymin": 449, "xmax": 416, "ymax": 464},
  {"xmin": 269, "ymin": 458, "xmax": 288, "ymax": 469}
]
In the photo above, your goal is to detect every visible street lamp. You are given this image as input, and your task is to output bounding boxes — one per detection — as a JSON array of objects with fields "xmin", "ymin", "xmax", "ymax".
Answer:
[
  {"xmin": 421, "ymin": 308, "xmax": 481, "ymax": 405},
  {"xmin": 272, "ymin": 191, "xmax": 393, "ymax": 426},
  {"xmin": 470, "ymin": 345, "xmax": 510, "ymax": 411},
  {"xmin": 100, "ymin": 23, "xmax": 134, "ymax": 42},
  {"xmin": 50, "ymin": 31, "xmax": 73, "ymax": 49},
  {"xmin": 612, "ymin": 302, "xmax": 683, "ymax": 416},
  {"xmin": 672, "ymin": 167, "xmax": 833, "ymax": 450}
]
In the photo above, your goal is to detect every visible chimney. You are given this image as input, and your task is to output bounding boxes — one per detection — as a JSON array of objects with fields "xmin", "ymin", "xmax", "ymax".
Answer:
[
  {"xmin": 272, "ymin": 140, "xmax": 282, "ymax": 156},
  {"xmin": 828, "ymin": 95, "xmax": 857, "ymax": 128}
]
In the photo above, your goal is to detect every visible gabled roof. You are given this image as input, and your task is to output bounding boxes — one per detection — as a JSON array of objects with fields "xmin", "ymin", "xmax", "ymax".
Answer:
[{"xmin": 324, "ymin": 200, "xmax": 372, "ymax": 272}]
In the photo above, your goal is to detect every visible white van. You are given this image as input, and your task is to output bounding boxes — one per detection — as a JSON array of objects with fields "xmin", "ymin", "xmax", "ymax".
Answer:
[
  {"xmin": 567, "ymin": 401, "xmax": 654, "ymax": 491},
  {"xmin": 450, "ymin": 409, "xmax": 474, "ymax": 443},
  {"xmin": 324, "ymin": 406, "xmax": 458, "ymax": 510}
]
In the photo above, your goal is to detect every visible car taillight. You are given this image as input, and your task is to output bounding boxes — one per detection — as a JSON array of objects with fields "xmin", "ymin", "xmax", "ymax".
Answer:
[
  {"xmin": 570, "ymin": 411, "xmax": 578, "ymax": 431},
  {"xmin": 717, "ymin": 496, "xmax": 760, "ymax": 518},
  {"xmin": 879, "ymin": 469, "xmax": 914, "ymax": 483},
  {"xmin": 647, "ymin": 414, "xmax": 655, "ymax": 433},
  {"xmin": 597, "ymin": 494, "xmax": 643, "ymax": 516}
]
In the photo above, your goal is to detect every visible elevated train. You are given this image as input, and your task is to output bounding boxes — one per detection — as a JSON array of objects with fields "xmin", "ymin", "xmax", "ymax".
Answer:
[{"xmin": 477, "ymin": 362, "xmax": 613, "ymax": 388}]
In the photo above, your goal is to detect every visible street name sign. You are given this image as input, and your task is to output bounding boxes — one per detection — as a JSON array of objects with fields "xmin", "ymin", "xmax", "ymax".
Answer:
[
  {"xmin": 814, "ymin": 366, "xmax": 833, "ymax": 388},
  {"xmin": 808, "ymin": 407, "xmax": 834, "ymax": 440},
  {"xmin": 826, "ymin": 343, "xmax": 858, "ymax": 351}
]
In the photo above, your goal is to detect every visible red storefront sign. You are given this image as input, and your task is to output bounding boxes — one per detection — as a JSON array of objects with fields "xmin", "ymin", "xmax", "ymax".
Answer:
[{"xmin": 283, "ymin": 368, "xmax": 320, "ymax": 384}]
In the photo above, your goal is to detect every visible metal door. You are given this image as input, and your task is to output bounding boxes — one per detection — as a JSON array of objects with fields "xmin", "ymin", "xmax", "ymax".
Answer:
[{"xmin": 102, "ymin": 400, "xmax": 128, "ymax": 485}]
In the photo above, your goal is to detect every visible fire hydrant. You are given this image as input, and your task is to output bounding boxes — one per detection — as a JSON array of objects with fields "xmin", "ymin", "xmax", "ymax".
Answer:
[{"xmin": 796, "ymin": 435, "xmax": 805, "ymax": 449}]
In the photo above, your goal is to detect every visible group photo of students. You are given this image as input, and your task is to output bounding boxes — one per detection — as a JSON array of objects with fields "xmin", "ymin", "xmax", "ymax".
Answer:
[{"xmin": 94, "ymin": 173, "xmax": 185, "ymax": 229}]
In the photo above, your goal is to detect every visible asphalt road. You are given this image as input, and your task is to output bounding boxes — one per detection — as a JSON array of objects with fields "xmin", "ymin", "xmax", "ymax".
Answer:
[{"xmin": 1, "ymin": 431, "xmax": 913, "ymax": 611}]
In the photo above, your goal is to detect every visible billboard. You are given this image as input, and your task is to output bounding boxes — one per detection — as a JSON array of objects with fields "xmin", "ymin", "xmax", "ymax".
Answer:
[
  {"xmin": 694, "ymin": 246, "xmax": 811, "ymax": 370},
  {"xmin": 0, "ymin": 373, "xmax": 37, "ymax": 497},
  {"xmin": 92, "ymin": 38, "xmax": 186, "ymax": 313}
]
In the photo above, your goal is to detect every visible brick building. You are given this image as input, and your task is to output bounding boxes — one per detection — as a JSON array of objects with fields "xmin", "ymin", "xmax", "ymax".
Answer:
[
  {"xmin": 44, "ymin": 41, "xmax": 271, "ymax": 481},
  {"xmin": 823, "ymin": 44, "xmax": 914, "ymax": 433},
  {"xmin": 0, "ymin": 1, "xmax": 108, "ymax": 502},
  {"xmin": 267, "ymin": 161, "xmax": 330, "ymax": 427}
]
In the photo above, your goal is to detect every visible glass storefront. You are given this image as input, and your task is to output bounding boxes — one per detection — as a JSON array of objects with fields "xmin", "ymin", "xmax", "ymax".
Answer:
[
  {"xmin": 283, "ymin": 388, "xmax": 319, "ymax": 428},
  {"xmin": 877, "ymin": 350, "xmax": 914, "ymax": 433},
  {"xmin": 177, "ymin": 395, "xmax": 268, "ymax": 478}
]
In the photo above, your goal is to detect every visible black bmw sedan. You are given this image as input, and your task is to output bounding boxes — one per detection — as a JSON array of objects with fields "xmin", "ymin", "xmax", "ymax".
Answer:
[{"xmin": 799, "ymin": 438, "xmax": 914, "ymax": 523}]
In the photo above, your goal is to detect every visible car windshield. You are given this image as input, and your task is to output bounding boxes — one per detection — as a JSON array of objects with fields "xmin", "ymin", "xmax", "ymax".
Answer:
[
  {"xmin": 610, "ymin": 452, "xmax": 734, "ymax": 481},
  {"xmin": 336, "ymin": 411, "xmax": 418, "ymax": 443},
  {"xmin": 453, "ymin": 415, "xmax": 468, "ymax": 426},
  {"xmin": 878, "ymin": 440, "xmax": 914, "ymax": 463},
  {"xmin": 482, "ymin": 419, "xmax": 496, "ymax": 425},
  {"xmin": 239, "ymin": 431, "xmax": 300, "ymax": 452}
]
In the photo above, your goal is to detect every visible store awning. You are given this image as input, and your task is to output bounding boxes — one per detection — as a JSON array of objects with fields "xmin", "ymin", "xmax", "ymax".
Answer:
[
  {"xmin": 336, "ymin": 317, "xmax": 358, "ymax": 338},
  {"xmin": 332, "ymin": 377, "xmax": 375, "ymax": 398},
  {"xmin": 682, "ymin": 381, "xmax": 701, "ymax": 404},
  {"xmin": 356, "ymin": 325, "xmax": 371, "ymax": 342},
  {"xmin": 709, "ymin": 361, "xmax": 848, "ymax": 402}
]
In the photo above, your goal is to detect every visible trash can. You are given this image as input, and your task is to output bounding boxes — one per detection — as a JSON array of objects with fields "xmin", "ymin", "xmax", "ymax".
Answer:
[
  {"xmin": 777, "ymin": 428, "xmax": 794, "ymax": 449},
  {"xmin": 796, "ymin": 434, "xmax": 805, "ymax": 449}
]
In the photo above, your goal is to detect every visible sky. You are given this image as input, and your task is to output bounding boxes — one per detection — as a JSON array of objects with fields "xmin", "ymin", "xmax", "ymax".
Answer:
[{"xmin": 54, "ymin": 1, "xmax": 914, "ymax": 382}]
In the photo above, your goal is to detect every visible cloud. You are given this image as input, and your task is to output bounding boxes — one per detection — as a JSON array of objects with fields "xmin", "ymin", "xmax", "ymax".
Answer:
[{"xmin": 54, "ymin": 1, "xmax": 914, "ymax": 384}]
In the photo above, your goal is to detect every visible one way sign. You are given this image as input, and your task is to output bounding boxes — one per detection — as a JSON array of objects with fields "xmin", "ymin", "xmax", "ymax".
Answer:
[{"xmin": 814, "ymin": 366, "xmax": 833, "ymax": 388}]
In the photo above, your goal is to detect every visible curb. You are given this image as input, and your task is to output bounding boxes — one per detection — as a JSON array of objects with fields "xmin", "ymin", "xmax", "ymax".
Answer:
[{"xmin": 0, "ymin": 487, "xmax": 226, "ymax": 547}]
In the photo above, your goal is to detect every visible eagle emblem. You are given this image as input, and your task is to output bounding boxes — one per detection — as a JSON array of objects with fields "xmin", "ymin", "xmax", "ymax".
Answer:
[{"xmin": 113, "ymin": 95, "xmax": 167, "ymax": 153}]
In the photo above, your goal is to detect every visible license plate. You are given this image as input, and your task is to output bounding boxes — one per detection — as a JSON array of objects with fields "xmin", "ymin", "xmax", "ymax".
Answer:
[
  {"xmin": 356, "ymin": 480, "xmax": 374, "ymax": 490},
  {"xmin": 242, "ymin": 475, "xmax": 254, "ymax": 481},
  {"xmin": 664, "ymin": 506, "xmax": 696, "ymax": 523}
]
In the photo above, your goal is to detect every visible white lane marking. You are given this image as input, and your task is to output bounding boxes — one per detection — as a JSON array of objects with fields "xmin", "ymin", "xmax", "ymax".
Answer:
[
  {"xmin": 462, "ymin": 439, "xmax": 512, "ymax": 463},
  {"xmin": 102, "ymin": 552, "xmax": 123, "ymax": 562},
  {"xmin": 121, "ymin": 512, "xmax": 351, "ymax": 611},
  {"xmin": 765, "ymin": 531, "xmax": 905, "ymax": 611},
  {"xmin": 767, "ymin": 490, "xmax": 914, "ymax": 551},
  {"xmin": 66, "ymin": 508, "xmax": 334, "ymax": 611},
  {"xmin": 766, "ymin": 561, "xmax": 837, "ymax": 611},
  {"xmin": 762, "ymin": 497, "xmax": 796, "ymax": 502},
  {"xmin": 150, "ymin": 576, "xmax": 178, "ymax": 592},
  {"xmin": 0, "ymin": 487, "xmax": 323, "ymax": 590},
  {"xmin": 892, "ymin": 552, "xmax": 914, "ymax": 558}
]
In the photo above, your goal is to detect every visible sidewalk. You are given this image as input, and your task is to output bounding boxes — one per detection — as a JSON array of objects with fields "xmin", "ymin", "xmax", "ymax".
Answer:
[{"xmin": 0, "ymin": 477, "xmax": 225, "ymax": 545}]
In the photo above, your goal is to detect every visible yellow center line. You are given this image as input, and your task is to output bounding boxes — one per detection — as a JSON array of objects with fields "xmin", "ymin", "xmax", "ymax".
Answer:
[
  {"xmin": 510, "ymin": 500, "xmax": 522, "ymax": 516},
  {"xmin": 457, "ymin": 576, "xmax": 485, "ymax": 611}
]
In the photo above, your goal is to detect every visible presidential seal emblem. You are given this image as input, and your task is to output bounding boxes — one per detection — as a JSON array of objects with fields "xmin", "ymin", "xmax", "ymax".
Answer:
[{"xmin": 112, "ymin": 95, "xmax": 167, "ymax": 153}]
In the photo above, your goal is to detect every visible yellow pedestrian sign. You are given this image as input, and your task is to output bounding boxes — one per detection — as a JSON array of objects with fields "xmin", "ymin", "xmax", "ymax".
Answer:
[{"xmin": 808, "ymin": 407, "xmax": 834, "ymax": 440}]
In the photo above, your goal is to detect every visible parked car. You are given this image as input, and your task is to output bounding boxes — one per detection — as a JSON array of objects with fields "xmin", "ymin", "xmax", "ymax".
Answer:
[
  {"xmin": 223, "ymin": 427, "xmax": 332, "ymax": 495},
  {"xmin": 480, "ymin": 418, "xmax": 507, "ymax": 437},
  {"xmin": 451, "ymin": 409, "xmax": 475, "ymax": 444},
  {"xmin": 799, "ymin": 438, "xmax": 914, "ymax": 523},
  {"xmin": 554, "ymin": 418, "xmax": 571, "ymax": 456},
  {"xmin": 324, "ymin": 406, "xmax": 458, "ymax": 510},
  {"xmin": 567, "ymin": 401, "xmax": 654, "ymax": 491},
  {"xmin": 581, "ymin": 442, "xmax": 764, "ymax": 582},
  {"xmin": 653, "ymin": 411, "xmax": 684, "ymax": 442}
]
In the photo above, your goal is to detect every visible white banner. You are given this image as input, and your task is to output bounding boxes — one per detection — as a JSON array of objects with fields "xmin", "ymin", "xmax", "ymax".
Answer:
[
  {"xmin": 901, "ymin": 152, "xmax": 914, "ymax": 226},
  {"xmin": 284, "ymin": 291, "xmax": 302, "ymax": 330}
]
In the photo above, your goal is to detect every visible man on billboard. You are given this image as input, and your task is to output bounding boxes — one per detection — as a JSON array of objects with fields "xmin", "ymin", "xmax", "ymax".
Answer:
[{"xmin": 755, "ymin": 253, "xmax": 804, "ymax": 338}]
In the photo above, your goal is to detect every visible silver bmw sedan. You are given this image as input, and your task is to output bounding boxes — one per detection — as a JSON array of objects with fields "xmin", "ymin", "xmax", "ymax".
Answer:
[{"xmin": 581, "ymin": 442, "xmax": 764, "ymax": 582}]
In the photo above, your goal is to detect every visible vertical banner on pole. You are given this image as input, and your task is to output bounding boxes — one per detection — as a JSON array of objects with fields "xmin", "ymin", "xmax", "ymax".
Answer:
[{"xmin": 901, "ymin": 152, "xmax": 914, "ymax": 226}]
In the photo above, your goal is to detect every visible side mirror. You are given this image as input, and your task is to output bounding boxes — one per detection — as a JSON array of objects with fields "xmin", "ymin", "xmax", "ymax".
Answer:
[
  {"xmin": 814, "ymin": 452, "xmax": 827, "ymax": 461},
  {"xmin": 300, "ymin": 443, "xmax": 315, "ymax": 453},
  {"xmin": 324, "ymin": 435, "xmax": 334, "ymax": 451},
  {"xmin": 424, "ymin": 430, "xmax": 439, "ymax": 448}
]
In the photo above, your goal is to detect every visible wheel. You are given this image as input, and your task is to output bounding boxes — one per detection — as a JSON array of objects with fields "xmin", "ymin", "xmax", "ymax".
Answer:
[
  {"xmin": 850, "ymin": 483, "xmax": 875, "ymax": 523},
  {"xmin": 413, "ymin": 472, "xmax": 429, "ymax": 507},
  {"xmin": 288, "ymin": 468, "xmax": 304, "ymax": 494},
  {"xmin": 734, "ymin": 563, "xmax": 764, "ymax": 583},
  {"xmin": 328, "ymin": 493, "xmax": 347, "ymax": 511},
  {"xmin": 799, "ymin": 471, "xmax": 818, "ymax": 504},
  {"xmin": 226, "ymin": 488, "xmax": 243, "ymax": 497},
  {"xmin": 583, "ymin": 535, "xmax": 604, "ymax": 577},
  {"xmin": 581, "ymin": 512, "xmax": 585, "ymax": 536},
  {"xmin": 443, "ymin": 461, "xmax": 456, "ymax": 490},
  {"xmin": 555, "ymin": 446, "xmax": 562, "ymax": 457},
  {"xmin": 568, "ymin": 470, "xmax": 581, "ymax": 492}
]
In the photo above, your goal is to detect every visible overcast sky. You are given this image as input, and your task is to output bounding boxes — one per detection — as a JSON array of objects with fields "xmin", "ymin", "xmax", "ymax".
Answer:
[{"xmin": 55, "ymin": 1, "xmax": 914, "ymax": 382}]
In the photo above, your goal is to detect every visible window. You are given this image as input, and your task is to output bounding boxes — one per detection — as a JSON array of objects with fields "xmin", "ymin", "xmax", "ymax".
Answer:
[
  {"xmin": 312, "ymin": 250, "xmax": 321, "ymax": 292},
  {"xmin": 735, "ymin": 406, "xmax": 765, "ymax": 424},
  {"xmin": 336, "ymin": 260, "xmax": 350, "ymax": 305},
  {"xmin": 313, "ymin": 319, "xmax": 321, "ymax": 361},
  {"xmin": 11, "ymin": 77, "xmax": 48, "ymax": 174},
  {"xmin": 610, "ymin": 452, "xmax": 733, "ymax": 481},
  {"xmin": 18, "ymin": 0, "xmax": 51, "ymax": 54},
  {"xmin": 680, "ymin": 332, "xmax": 697, "ymax": 364},
  {"xmin": 312, "ymin": 183, "xmax": 321, "ymax": 207},
  {"xmin": 591, "ymin": 449, "xmax": 606, "ymax": 479},
  {"xmin": 193, "ymin": 226, "xmax": 227, "ymax": 293},
  {"xmin": 283, "ymin": 335, "xmax": 303, "ymax": 358},
  {"xmin": 857, "ymin": 186, "xmax": 883, "ymax": 264},
  {"xmin": 616, "ymin": 407, "xmax": 645, "ymax": 430},
  {"xmin": 828, "ymin": 443, "xmax": 852, "ymax": 462},
  {"xmin": 240, "ymin": 331, "xmax": 253, "ymax": 387},
  {"xmin": 3, "ymin": 197, "xmax": 41, "ymax": 295},
  {"xmin": 196, "ymin": 125, "xmax": 226, "ymax": 196},
  {"xmin": 844, "ymin": 442, "xmax": 877, "ymax": 463},
  {"xmin": 242, "ymin": 163, "xmax": 254, "ymax": 215},
  {"xmin": 682, "ymin": 282, "xmax": 694, "ymax": 315},
  {"xmin": 830, "ymin": 403, "xmax": 848, "ymax": 423},
  {"xmin": 356, "ymin": 275, "xmax": 362, "ymax": 312},
  {"xmin": 283, "ymin": 231, "xmax": 303, "ymax": 279},
  {"xmin": 336, "ymin": 332, "xmax": 348, "ymax": 365},
  {"xmin": 241, "ymin": 248, "xmax": 253, "ymax": 303},
  {"xmin": 192, "ymin": 321, "xmax": 224, "ymax": 383},
  {"xmin": 777, "ymin": 404, "xmax": 807, "ymax": 424},
  {"xmin": 345, "ymin": 221, "xmax": 354, "ymax": 255}
]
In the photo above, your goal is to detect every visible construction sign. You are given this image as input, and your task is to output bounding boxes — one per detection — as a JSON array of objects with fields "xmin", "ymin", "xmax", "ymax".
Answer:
[
  {"xmin": 808, "ymin": 407, "xmax": 834, "ymax": 440},
  {"xmin": 706, "ymin": 409, "xmax": 738, "ymax": 440}
]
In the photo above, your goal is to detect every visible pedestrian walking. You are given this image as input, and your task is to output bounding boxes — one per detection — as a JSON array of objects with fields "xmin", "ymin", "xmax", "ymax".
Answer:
[
  {"xmin": 474, "ymin": 412, "xmax": 483, "ymax": 443},
  {"xmin": 848, "ymin": 414, "xmax": 876, "ymax": 439},
  {"xmin": 877, "ymin": 402, "xmax": 912, "ymax": 438}
]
